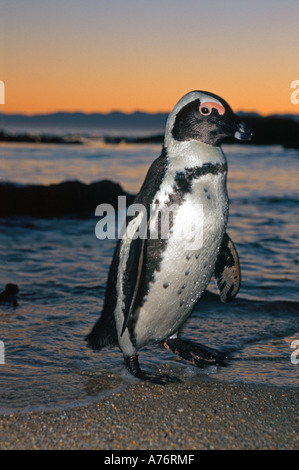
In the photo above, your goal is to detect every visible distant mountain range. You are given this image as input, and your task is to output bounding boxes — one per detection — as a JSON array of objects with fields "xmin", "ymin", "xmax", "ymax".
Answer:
[
  {"xmin": 1, "ymin": 110, "xmax": 299, "ymax": 129},
  {"xmin": 0, "ymin": 111, "xmax": 299, "ymax": 148},
  {"xmin": 0, "ymin": 111, "xmax": 169, "ymax": 130}
]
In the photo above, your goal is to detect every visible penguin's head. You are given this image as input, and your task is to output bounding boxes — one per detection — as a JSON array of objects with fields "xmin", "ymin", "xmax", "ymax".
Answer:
[{"xmin": 165, "ymin": 90, "xmax": 252, "ymax": 149}]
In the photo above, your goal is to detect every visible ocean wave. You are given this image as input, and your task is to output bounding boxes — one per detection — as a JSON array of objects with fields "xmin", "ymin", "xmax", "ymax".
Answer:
[
  {"xmin": 198, "ymin": 290, "xmax": 299, "ymax": 316},
  {"xmin": 233, "ymin": 195, "xmax": 299, "ymax": 207}
]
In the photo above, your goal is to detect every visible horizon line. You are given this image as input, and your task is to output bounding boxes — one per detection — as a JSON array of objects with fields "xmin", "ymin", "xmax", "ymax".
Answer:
[{"xmin": 1, "ymin": 109, "xmax": 298, "ymax": 118}]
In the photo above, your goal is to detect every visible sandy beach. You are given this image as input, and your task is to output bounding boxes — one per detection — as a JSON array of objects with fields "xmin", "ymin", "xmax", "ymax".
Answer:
[{"xmin": 0, "ymin": 375, "xmax": 298, "ymax": 450}]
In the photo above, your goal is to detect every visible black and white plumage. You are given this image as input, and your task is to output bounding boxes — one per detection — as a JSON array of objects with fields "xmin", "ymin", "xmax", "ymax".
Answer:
[{"xmin": 86, "ymin": 90, "xmax": 252, "ymax": 383}]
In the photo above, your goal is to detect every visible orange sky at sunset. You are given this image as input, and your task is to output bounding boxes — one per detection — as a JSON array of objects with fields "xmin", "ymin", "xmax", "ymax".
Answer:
[{"xmin": 1, "ymin": 0, "xmax": 299, "ymax": 116}]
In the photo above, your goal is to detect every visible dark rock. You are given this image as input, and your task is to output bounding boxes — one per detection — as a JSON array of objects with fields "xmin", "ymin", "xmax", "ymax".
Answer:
[
  {"xmin": 0, "ymin": 180, "xmax": 135, "ymax": 217},
  {"xmin": 0, "ymin": 130, "xmax": 82, "ymax": 144},
  {"xmin": 0, "ymin": 283, "xmax": 19, "ymax": 306}
]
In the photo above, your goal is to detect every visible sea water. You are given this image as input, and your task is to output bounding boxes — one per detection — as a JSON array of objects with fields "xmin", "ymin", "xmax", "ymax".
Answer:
[{"xmin": 0, "ymin": 138, "xmax": 298, "ymax": 413}]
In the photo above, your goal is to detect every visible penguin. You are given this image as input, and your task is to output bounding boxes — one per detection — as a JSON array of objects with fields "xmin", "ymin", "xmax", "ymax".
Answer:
[{"xmin": 86, "ymin": 90, "xmax": 252, "ymax": 383}]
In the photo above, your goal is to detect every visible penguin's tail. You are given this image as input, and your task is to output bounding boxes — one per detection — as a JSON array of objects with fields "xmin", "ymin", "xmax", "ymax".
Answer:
[{"xmin": 85, "ymin": 310, "xmax": 118, "ymax": 351}]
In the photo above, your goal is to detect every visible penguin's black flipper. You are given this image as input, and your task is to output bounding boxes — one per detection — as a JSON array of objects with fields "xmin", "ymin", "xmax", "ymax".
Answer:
[
  {"xmin": 120, "ymin": 234, "xmax": 148, "ymax": 336},
  {"xmin": 120, "ymin": 151, "xmax": 169, "ymax": 336},
  {"xmin": 214, "ymin": 232, "xmax": 241, "ymax": 303}
]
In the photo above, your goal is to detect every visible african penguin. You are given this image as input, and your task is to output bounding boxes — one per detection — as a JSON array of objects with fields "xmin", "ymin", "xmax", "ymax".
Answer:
[{"xmin": 86, "ymin": 90, "xmax": 252, "ymax": 383}]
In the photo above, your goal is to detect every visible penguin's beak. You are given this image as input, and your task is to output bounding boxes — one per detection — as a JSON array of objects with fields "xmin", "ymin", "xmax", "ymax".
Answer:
[
  {"xmin": 234, "ymin": 121, "xmax": 252, "ymax": 141},
  {"xmin": 219, "ymin": 115, "xmax": 252, "ymax": 142}
]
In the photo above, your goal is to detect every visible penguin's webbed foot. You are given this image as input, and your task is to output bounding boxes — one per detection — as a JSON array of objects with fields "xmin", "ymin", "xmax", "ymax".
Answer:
[
  {"xmin": 163, "ymin": 337, "xmax": 228, "ymax": 368},
  {"xmin": 124, "ymin": 354, "xmax": 181, "ymax": 385}
]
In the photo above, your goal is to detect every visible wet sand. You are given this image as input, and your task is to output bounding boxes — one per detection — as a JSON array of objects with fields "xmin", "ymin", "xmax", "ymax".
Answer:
[{"xmin": 0, "ymin": 376, "xmax": 298, "ymax": 450}]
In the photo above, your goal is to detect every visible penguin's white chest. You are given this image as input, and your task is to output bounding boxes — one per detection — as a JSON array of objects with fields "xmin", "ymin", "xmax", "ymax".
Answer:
[{"xmin": 134, "ymin": 172, "xmax": 228, "ymax": 347}]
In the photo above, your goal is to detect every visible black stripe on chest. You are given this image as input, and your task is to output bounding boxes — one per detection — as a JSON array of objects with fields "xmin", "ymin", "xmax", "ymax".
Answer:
[{"xmin": 174, "ymin": 162, "xmax": 227, "ymax": 194}]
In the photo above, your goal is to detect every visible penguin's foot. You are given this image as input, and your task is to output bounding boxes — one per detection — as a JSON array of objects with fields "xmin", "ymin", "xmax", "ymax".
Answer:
[
  {"xmin": 124, "ymin": 354, "xmax": 181, "ymax": 385},
  {"xmin": 163, "ymin": 337, "xmax": 228, "ymax": 368}
]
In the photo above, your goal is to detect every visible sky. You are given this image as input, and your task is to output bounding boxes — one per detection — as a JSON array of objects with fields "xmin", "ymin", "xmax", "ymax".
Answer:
[{"xmin": 1, "ymin": 0, "xmax": 299, "ymax": 115}]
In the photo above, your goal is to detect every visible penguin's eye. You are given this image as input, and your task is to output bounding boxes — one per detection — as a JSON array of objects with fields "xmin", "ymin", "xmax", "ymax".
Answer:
[
  {"xmin": 199, "ymin": 105, "xmax": 212, "ymax": 116},
  {"xmin": 199, "ymin": 101, "xmax": 226, "ymax": 116}
]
